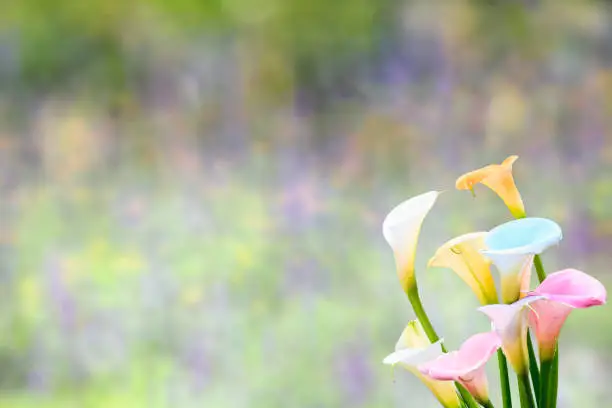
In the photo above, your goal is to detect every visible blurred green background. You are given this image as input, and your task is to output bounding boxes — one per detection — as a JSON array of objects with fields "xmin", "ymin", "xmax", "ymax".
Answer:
[{"xmin": 0, "ymin": 0, "xmax": 611, "ymax": 407}]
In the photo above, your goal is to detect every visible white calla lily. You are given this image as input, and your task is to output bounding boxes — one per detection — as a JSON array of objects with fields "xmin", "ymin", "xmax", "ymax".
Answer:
[{"xmin": 383, "ymin": 191, "xmax": 440, "ymax": 293}]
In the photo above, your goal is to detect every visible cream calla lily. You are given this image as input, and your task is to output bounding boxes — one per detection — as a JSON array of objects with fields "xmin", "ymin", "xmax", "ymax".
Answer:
[
  {"xmin": 383, "ymin": 191, "xmax": 439, "ymax": 293},
  {"xmin": 383, "ymin": 320, "xmax": 461, "ymax": 408},
  {"xmin": 456, "ymin": 155, "xmax": 525, "ymax": 218},
  {"xmin": 428, "ymin": 232, "xmax": 498, "ymax": 305},
  {"xmin": 479, "ymin": 296, "xmax": 544, "ymax": 375}
]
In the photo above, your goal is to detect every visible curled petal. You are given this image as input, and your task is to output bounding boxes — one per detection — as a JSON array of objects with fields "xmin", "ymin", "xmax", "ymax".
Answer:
[
  {"xmin": 419, "ymin": 332, "xmax": 501, "ymax": 405},
  {"xmin": 479, "ymin": 297, "xmax": 543, "ymax": 374},
  {"xmin": 533, "ymin": 268, "xmax": 607, "ymax": 308},
  {"xmin": 456, "ymin": 155, "xmax": 525, "ymax": 218},
  {"xmin": 383, "ymin": 191, "xmax": 439, "ymax": 292},
  {"xmin": 429, "ymin": 232, "xmax": 498, "ymax": 305},
  {"xmin": 528, "ymin": 269, "xmax": 607, "ymax": 359},
  {"xmin": 484, "ymin": 218, "xmax": 562, "ymax": 256},
  {"xmin": 384, "ymin": 340, "xmax": 445, "ymax": 368},
  {"xmin": 481, "ymin": 218, "xmax": 563, "ymax": 303}
]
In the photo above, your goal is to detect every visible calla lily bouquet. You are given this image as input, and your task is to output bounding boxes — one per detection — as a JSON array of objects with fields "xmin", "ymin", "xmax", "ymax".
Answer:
[{"xmin": 382, "ymin": 156, "xmax": 606, "ymax": 408}]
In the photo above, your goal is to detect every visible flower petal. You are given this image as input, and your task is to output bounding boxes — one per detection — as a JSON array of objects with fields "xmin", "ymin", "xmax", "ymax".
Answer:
[
  {"xmin": 383, "ymin": 191, "xmax": 440, "ymax": 292},
  {"xmin": 384, "ymin": 340, "xmax": 445, "ymax": 367},
  {"xmin": 456, "ymin": 331, "xmax": 502, "ymax": 372},
  {"xmin": 501, "ymin": 155, "xmax": 519, "ymax": 167},
  {"xmin": 481, "ymin": 217, "xmax": 562, "ymax": 303},
  {"xmin": 484, "ymin": 218, "xmax": 563, "ymax": 256},
  {"xmin": 395, "ymin": 319, "xmax": 432, "ymax": 350},
  {"xmin": 533, "ymin": 268, "xmax": 607, "ymax": 308},
  {"xmin": 420, "ymin": 332, "xmax": 500, "ymax": 379},
  {"xmin": 479, "ymin": 296, "xmax": 543, "ymax": 374},
  {"xmin": 429, "ymin": 232, "xmax": 498, "ymax": 305},
  {"xmin": 384, "ymin": 320, "xmax": 461, "ymax": 408},
  {"xmin": 419, "ymin": 332, "xmax": 500, "ymax": 405},
  {"xmin": 528, "ymin": 269, "xmax": 607, "ymax": 359},
  {"xmin": 455, "ymin": 155, "xmax": 525, "ymax": 218},
  {"xmin": 528, "ymin": 299, "xmax": 572, "ymax": 360}
]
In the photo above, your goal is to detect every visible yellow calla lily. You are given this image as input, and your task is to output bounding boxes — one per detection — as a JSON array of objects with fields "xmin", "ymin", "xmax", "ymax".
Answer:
[
  {"xmin": 428, "ymin": 232, "xmax": 498, "ymax": 305},
  {"xmin": 383, "ymin": 320, "xmax": 461, "ymax": 408},
  {"xmin": 455, "ymin": 155, "xmax": 525, "ymax": 219}
]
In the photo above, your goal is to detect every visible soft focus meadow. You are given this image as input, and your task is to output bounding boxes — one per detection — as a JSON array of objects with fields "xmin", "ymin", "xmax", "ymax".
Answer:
[{"xmin": 0, "ymin": 1, "xmax": 612, "ymax": 407}]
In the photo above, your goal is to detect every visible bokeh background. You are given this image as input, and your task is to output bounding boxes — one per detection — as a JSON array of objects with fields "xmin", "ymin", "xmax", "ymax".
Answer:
[{"xmin": 1, "ymin": 0, "xmax": 611, "ymax": 407}]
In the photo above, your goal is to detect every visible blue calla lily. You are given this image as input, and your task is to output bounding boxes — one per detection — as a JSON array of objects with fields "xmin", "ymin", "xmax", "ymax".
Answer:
[{"xmin": 481, "ymin": 218, "xmax": 563, "ymax": 303}]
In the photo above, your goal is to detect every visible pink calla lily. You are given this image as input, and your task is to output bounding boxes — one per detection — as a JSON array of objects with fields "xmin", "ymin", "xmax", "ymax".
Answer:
[
  {"xmin": 419, "ymin": 332, "xmax": 501, "ymax": 405},
  {"xmin": 528, "ymin": 268, "xmax": 607, "ymax": 359}
]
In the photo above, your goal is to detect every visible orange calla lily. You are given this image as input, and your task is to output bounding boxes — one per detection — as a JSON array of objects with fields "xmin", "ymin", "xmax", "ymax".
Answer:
[{"xmin": 455, "ymin": 156, "xmax": 525, "ymax": 219}]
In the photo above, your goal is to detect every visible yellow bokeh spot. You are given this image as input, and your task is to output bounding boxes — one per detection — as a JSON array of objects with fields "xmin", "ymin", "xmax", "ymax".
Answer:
[
  {"xmin": 19, "ymin": 276, "xmax": 41, "ymax": 319},
  {"xmin": 235, "ymin": 244, "xmax": 254, "ymax": 270},
  {"xmin": 181, "ymin": 286, "xmax": 203, "ymax": 306},
  {"xmin": 114, "ymin": 253, "xmax": 145, "ymax": 274}
]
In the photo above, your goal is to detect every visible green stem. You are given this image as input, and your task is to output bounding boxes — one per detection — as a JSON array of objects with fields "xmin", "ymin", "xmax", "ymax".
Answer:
[
  {"xmin": 533, "ymin": 255, "xmax": 559, "ymax": 408},
  {"xmin": 407, "ymin": 288, "xmax": 479, "ymax": 408},
  {"xmin": 526, "ymin": 334, "xmax": 540, "ymax": 407},
  {"xmin": 533, "ymin": 255, "xmax": 547, "ymax": 283},
  {"xmin": 457, "ymin": 384, "xmax": 481, "ymax": 408},
  {"xmin": 549, "ymin": 348, "xmax": 559, "ymax": 408},
  {"xmin": 517, "ymin": 372, "xmax": 537, "ymax": 408},
  {"xmin": 481, "ymin": 400, "xmax": 496, "ymax": 408},
  {"xmin": 407, "ymin": 288, "xmax": 442, "ymax": 347},
  {"xmin": 539, "ymin": 358, "xmax": 552, "ymax": 408},
  {"xmin": 497, "ymin": 350, "xmax": 512, "ymax": 408}
]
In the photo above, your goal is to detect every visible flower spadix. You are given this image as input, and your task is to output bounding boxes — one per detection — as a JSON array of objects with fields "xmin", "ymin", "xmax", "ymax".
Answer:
[
  {"xmin": 528, "ymin": 268, "xmax": 607, "ymax": 360},
  {"xmin": 456, "ymin": 155, "xmax": 525, "ymax": 218},
  {"xmin": 383, "ymin": 191, "xmax": 439, "ymax": 293},
  {"xmin": 419, "ymin": 332, "xmax": 501, "ymax": 406},
  {"xmin": 479, "ymin": 296, "xmax": 543, "ymax": 375},
  {"xmin": 482, "ymin": 217, "xmax": 562, "ymax": 304},
  {"xmin": 428, "ymin": 232, "xmax": 498, "ymax": 305},
  {"xmin": 383, "ymin": 320, "xmax": 460, "ymax": 408}
]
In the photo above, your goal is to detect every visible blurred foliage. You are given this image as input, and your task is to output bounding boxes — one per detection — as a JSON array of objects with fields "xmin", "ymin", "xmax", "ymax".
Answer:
[
  {"xmin": 2, "ymin": 0, "xmax": 389, "ymax": 95},
  {"xmin": 7, "ymin": 0, "xmax": 606, "ymax": 97}
]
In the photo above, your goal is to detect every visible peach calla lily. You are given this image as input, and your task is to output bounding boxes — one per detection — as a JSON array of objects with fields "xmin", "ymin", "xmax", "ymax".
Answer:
[
  {"xmin": 428, "ymin": 232, "xmax": 498, "ymax": 305},
  {"xmin": 383, "ymin": 320, "xmax": 461, "ymax": 408},
  {"xmin": 479, "ymin": 297, "xmax": 543, "ymax": 375},
  {"xmin": 419, "ymin": 332, "xmax": 501, "ymax": 406},
  {"xmin": 383, "ymin": 191, "xmax": 439, "ymax": 293},
  {"xmin": 528, "ymin": 268, "xmax": 607, "ymax": 360},
  {"xmin": 456, "ymin": 155, "xmax": 525, "ymax": 218},
  {"xmin": 481, "ymin": 217, "xmax": 562, "ymax": 304}
]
